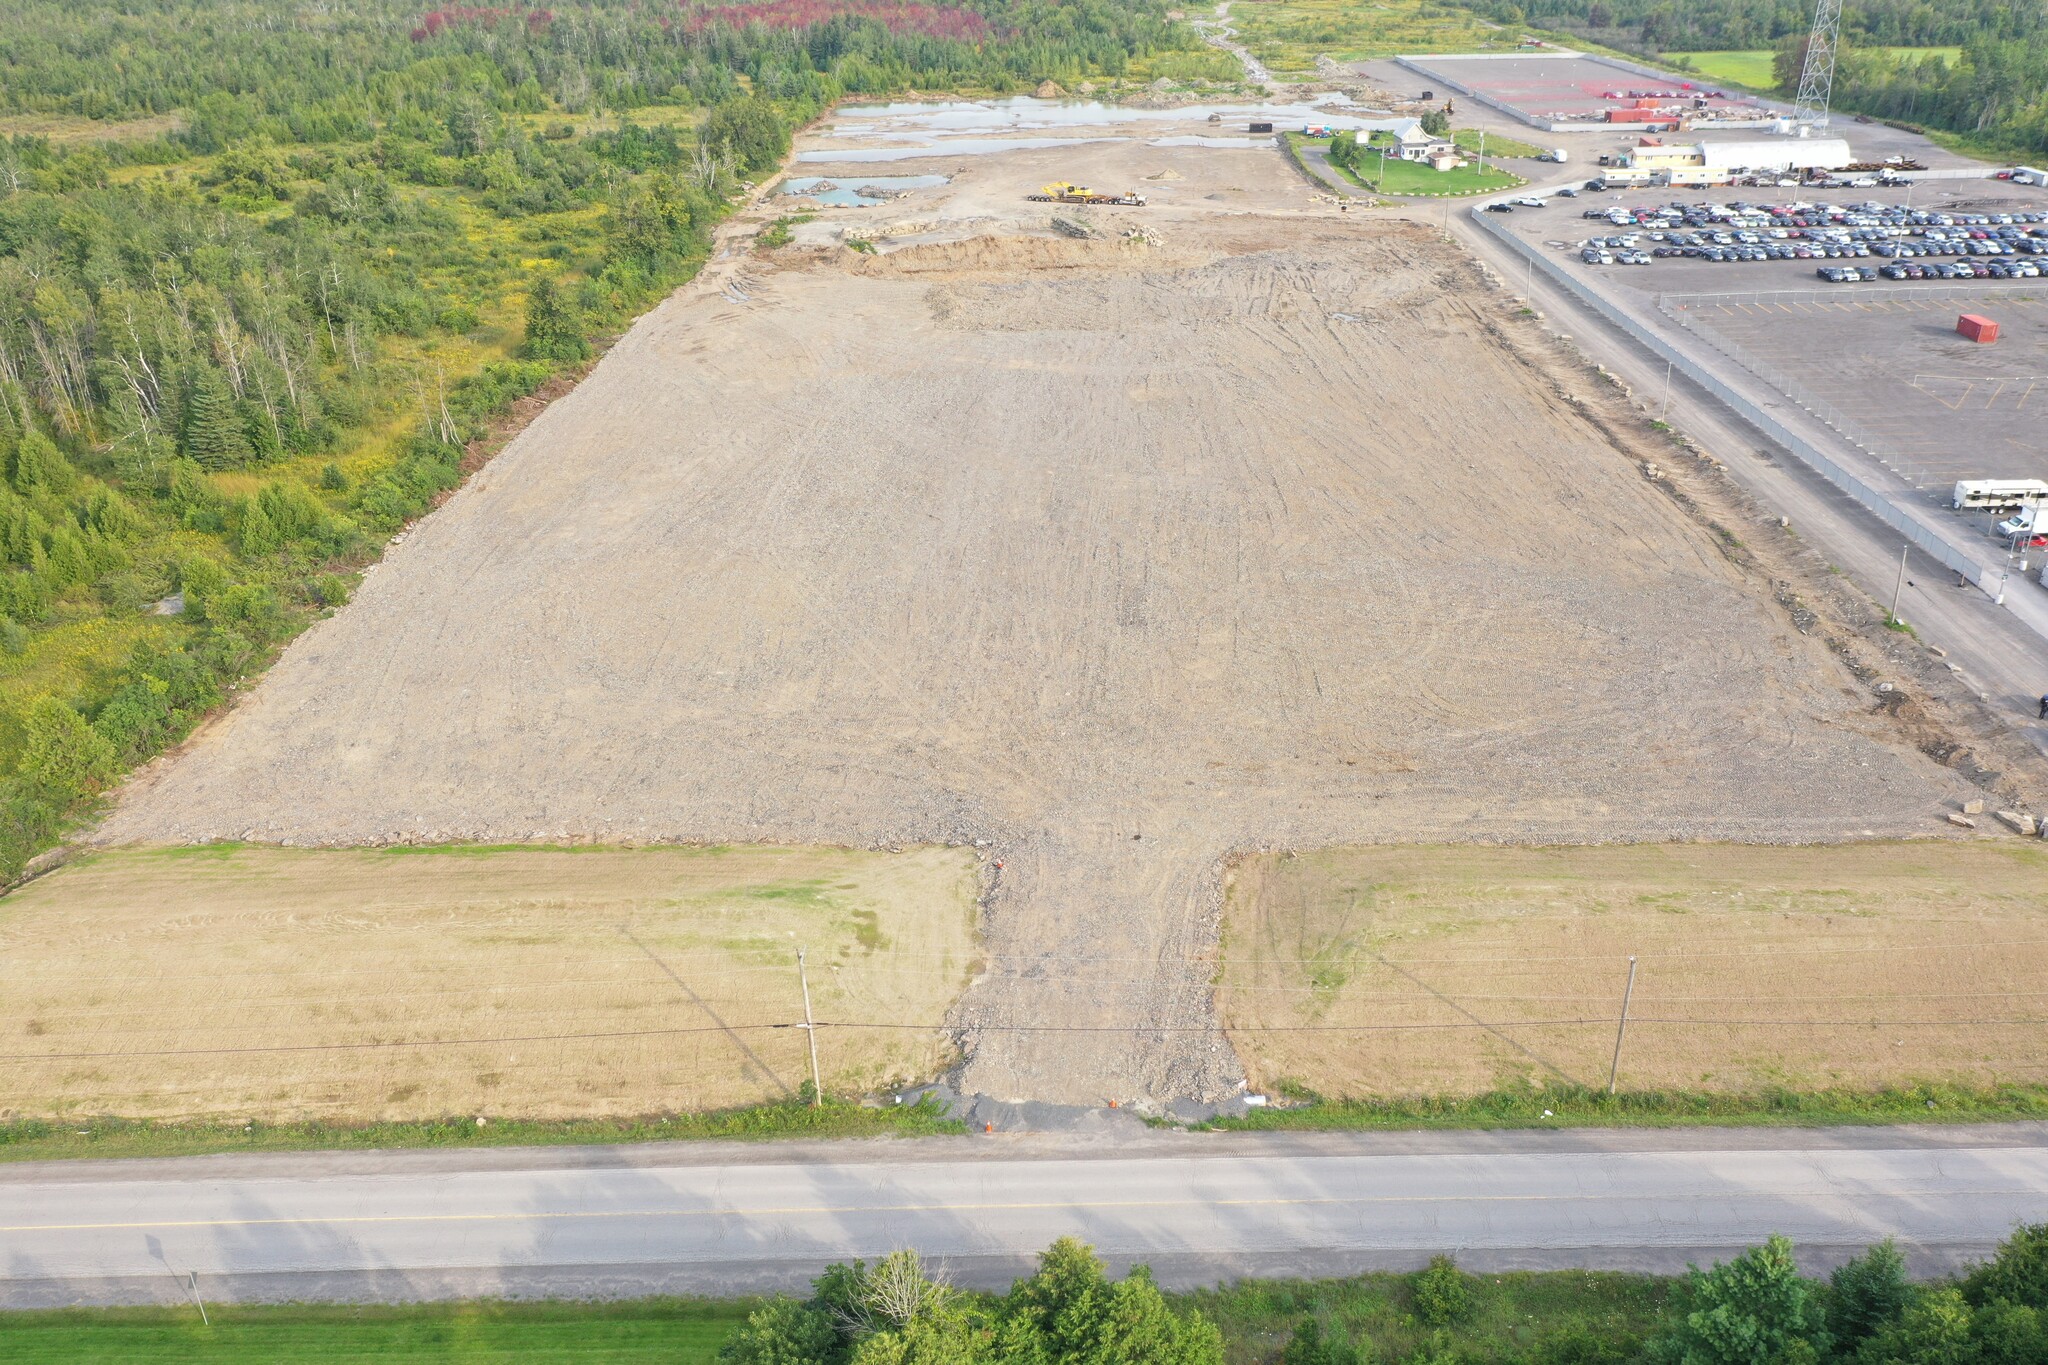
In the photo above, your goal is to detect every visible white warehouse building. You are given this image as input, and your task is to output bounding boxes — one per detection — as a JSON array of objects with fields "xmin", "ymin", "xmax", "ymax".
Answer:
[{"xmin": 1698, "ymin": 138, "xmax": 1855, "ymax": 174}]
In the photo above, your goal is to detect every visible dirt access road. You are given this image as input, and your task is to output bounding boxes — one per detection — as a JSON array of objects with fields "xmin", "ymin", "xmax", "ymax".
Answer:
[{"xmin": 98, "ymin": 128, "xmax": 1977, "ymax": 1109}]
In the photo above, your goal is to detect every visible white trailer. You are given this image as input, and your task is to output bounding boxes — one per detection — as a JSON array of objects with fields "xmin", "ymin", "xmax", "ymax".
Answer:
[
  {"xmin": 2012, "ymin": 167, "xmax": 2048, "ymax": 187},
  {"xmin": 1953, "ymin": 478, "xmax": 2048, "ymax": 511}
]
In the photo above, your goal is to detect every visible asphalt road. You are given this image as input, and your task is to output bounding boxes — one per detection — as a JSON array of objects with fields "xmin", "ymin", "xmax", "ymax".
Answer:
[{"xmin": 4, "ymin": 1125, "xmax": 2046, "ymax": 1306}]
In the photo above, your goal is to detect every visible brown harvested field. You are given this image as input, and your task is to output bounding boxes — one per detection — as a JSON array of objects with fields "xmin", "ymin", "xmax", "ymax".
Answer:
[
  {"xmin": 0, "ymin": 845, "xmax": 978, "ymax": 1121},
  {"xmin": 92, "ymin": 123, "xmax": 1986, "ymax": 1108},
  {"xmin": 1221, "ymin": 843, "xmax": 2048, "ymax": 1098}
]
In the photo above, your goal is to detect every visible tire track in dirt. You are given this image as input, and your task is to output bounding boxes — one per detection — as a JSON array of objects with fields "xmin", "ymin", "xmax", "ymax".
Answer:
[{"xmin": 97, "ymin": 183, "xmax": 1978, "ymax": 1107}]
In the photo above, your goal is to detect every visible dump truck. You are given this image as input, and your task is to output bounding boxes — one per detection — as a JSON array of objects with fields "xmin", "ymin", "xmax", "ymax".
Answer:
[{"xmin": 1027, "ymin": 182, "xmax": 1148, "ymax": 206}]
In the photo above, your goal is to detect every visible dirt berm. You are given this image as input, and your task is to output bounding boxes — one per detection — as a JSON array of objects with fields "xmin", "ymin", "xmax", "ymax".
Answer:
[{"xmin": 98, "ymin": 208, "xmax": 1975, "ymax": 1108}]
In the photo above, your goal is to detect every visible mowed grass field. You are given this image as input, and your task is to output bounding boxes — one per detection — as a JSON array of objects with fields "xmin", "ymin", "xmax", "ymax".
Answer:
[
  {"xmin": 0, "ymin": 845, "xmax": 980, "ymax": 1121},
  {"xmin": 1676, "ymin": 47, "xmax": 1963, "ymax": 92},
  {"xmin": 0, "ymin": 1302, "xmax": 746, "ymax": 1365},
  {"xmin": 1219, "ymin": 843, "xmax": 2048, "ymax": 1098}
]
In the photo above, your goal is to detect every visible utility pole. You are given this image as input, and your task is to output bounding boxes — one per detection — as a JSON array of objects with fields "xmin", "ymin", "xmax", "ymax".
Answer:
[
  {"xmin": 1607, "ymin": 956, "xmax": 1638, "ymax": 1095},
  {"xmin": 797, "ymin": 948, "xmax": 822, "ymax": 1105},
  {"xmin": 1888, "ymin": 544, "xmax": 1908, "ymax": 626},
  {"xmin": 1792, "ymin": 0, "xmax": 1844, "ymax": 133}
]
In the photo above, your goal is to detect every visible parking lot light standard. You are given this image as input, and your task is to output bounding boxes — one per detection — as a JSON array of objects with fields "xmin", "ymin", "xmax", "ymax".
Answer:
[{"xmin": 1889, "ymin": 545, "xmax": 1908, "ymax": 627}]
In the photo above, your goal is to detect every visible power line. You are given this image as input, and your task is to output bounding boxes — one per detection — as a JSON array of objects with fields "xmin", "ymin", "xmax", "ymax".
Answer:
[{"xmin": 15, "ymin": 1013, "xmax": 2048, "ymax": 1065}]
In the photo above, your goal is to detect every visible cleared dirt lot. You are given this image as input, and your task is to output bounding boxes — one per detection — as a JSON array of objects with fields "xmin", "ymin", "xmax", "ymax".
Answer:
[
  {"xmin": 1222, "ymin": 842, "xmax": 2048, "ymax": 1097},
  {"xmin": 96, "ymin": 127, "xmax": 1979, "ymax": 1107},
  {"xmin": 0, "ymin": 845, "xmax": 978, "ymax": 1120}
]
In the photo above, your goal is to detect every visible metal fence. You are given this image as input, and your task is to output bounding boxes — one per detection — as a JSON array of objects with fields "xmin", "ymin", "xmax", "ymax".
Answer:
[{"xmin": 1470, "ymin": 206, "xmax": 1997, "ymax": 592}]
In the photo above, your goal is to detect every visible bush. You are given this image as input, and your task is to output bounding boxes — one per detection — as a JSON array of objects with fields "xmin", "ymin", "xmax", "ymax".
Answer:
[
  {"xmin": 1412, "ymin": 1256, "xmax": 1471, "ymax": 1328},
  {"xmin": 1827, "ymin": 1239, "xmax": 1910, "ymax": 1352},
  {"xmin": 1644, "ymin": 1235, "xmax": 1827, "ymax": 1365},
  {"xmin": 1283, "ymin": 1317, "xmax": 1364, "ymax": 1364},
  {"xmin": 1967, "ymin": 1224, "xmax": 2048, "ymax": 1310}
]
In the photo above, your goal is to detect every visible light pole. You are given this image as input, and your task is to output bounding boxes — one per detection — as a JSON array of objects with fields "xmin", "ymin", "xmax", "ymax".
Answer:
[{"xmin": 1887, "ymin": 544, "xmax": 1907, "ymax": 626}]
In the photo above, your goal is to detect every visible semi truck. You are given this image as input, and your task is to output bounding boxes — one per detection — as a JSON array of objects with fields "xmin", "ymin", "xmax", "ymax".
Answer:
[{"xmin": 1953, "ymin": 478, "xmax": 2048, "ymax": 510}]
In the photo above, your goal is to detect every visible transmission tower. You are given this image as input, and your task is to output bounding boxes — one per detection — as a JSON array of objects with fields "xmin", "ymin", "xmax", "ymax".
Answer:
[{"xmin": 1791, "ymin": 0, "xmax": 1844, "ymax": 133}]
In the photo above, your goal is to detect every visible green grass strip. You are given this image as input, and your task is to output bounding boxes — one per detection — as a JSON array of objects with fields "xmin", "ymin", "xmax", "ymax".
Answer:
[
  {"xmin": 0, "ymin": 1095, "xmax": 961, "ymax": 1164},
  {"xmin": 1196, "ymin": 1081, "xmax": 2048, "ymax": 1132},
  {"xmin": 0, "ymin": 1300, "xmax": 751, "ymax": 1364}
]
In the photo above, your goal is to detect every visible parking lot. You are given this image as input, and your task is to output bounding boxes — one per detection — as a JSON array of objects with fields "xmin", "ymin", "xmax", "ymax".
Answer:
[
  {"xmin": 1673, "ymin": 292, "xmax": 2048, "ymax": 500},
  {"xmin": 1482, "ymin": 181, "xmax": 2048, "ymax": 534}
]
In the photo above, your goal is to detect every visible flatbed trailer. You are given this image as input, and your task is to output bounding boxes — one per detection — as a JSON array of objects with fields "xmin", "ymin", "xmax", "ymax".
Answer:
[{"xmin": 1027, "ymin": 182, "xmax": 1148, "ymax": 206}]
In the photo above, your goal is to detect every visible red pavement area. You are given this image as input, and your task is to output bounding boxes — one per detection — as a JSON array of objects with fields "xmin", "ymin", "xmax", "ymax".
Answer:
[{"xmin": 1409, "ymin": 55, "xmax": 1761, "ymax": 120}]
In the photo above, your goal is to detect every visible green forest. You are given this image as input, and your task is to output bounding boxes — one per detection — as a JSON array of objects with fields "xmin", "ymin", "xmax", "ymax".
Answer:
[
  {"xmin": 1472, "ymin": 0, "xmax": 2048, "ymax": 156},
  {"xmin": 0, "ymin": 0, "xmax": 1205, "ymax": 877}
]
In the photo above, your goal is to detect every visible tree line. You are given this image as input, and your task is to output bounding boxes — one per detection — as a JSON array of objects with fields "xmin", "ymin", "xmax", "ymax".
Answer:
[{"xmin": 719, "ymin": 1224, "xmax": 2048, "ymax": 1363}]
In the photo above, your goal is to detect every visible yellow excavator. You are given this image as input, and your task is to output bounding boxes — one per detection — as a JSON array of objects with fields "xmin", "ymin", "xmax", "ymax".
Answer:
[{"xmin": 1026, "ymin": 181, "xmax": 1148, "ymax": 206}]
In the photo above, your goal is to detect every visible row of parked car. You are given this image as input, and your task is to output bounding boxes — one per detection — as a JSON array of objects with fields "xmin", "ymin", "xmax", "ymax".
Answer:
[
  {"xmin": 1872, "ymin": 259, "xmax": 2043, "ymax": 280},
  {"xmin": 1586, "ymin": 199, "xmax": 2048, "ymax": 231},
  {"xmin": 1574, "ymin": 198, "xmax": 2048, "ymax": 273}
]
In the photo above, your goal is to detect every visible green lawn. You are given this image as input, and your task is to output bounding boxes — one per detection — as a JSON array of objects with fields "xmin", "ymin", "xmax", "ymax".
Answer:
[
  {"xmin": 0, "ymin": 1302, "xmax": 749, "ymax": 1364},
  {"xmin": 1673, "ymin": 45, "xmax": 1962, "ymax": 92},
  {"xmin": 1451, "ymin": 127, "xmax": 1548, "ymax": 158},
  {"xmin": 1675, "ymin": 49, "xmax": 1778, "ymax": 90},
  {"xmin": 1883, "ymin": 44, "xmax": 1962, "ymax": 65},
  {"xmin": 1294, "ymin": 135, "xmax": 1523, "ymax": 196}
]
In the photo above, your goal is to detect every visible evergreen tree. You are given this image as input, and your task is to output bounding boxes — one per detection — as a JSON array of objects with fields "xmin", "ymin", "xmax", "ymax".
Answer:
[
  {"xmin": 237, "ymin": 495, "xmax": 279, "ymax": 556},
  {"xmin": 180, "ymin": 363, "xmax": 253, "ymax": 470},
  {"xmin": 10, "ymin": 428, "xmax": 71, "ymax": 492},
  {"xmin": 521, "ymin": 273, "xmax": 587, "ymax": 361}
]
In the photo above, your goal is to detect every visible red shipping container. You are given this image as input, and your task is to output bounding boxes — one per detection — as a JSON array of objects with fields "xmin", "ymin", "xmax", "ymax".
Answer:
[{"xmin": 1959, "ymin": 313, "xmax": 2000, "ymax": 343}]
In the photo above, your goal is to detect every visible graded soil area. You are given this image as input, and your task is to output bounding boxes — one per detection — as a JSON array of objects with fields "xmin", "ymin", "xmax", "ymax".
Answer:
[
  {"xmin": 97, "ymin": 132, "xmax": 1977, "ymax": 1108},
  {"xmin": 1221, "ymin": 843, "xmax": 2048, "ymax": 1097},
  {"xmin": 0, "ymin": 846, "xmax": 978, "ymax": 1121}
]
